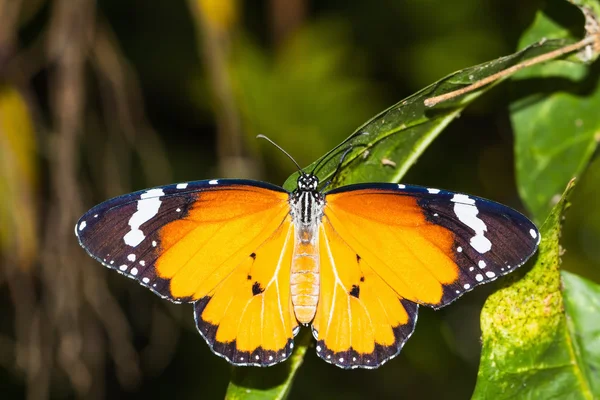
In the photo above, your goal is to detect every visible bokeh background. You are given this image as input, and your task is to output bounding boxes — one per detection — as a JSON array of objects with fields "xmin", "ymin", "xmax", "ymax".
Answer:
[{"xmin": 1, "ymin": 0, "xmax": 598, "ymax": 399}]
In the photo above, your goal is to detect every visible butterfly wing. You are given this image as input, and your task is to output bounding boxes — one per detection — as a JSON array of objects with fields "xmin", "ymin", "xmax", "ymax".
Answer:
[
  {"xmin": 313, "ymin": 183, "xmax": 539, "ymax": 368},
  {"xmin": 75, "ymin": 179, "xmax": 298, "ymax": 366},
  {"xmin": 312, "ymin": 218, "xmax": 418, "ymax": 369}
]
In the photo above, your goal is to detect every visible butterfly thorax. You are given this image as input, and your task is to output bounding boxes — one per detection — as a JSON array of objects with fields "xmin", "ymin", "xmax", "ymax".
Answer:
[{"xmin": 289, "ymin": 175, "xmax": 325, "ymax": 324}]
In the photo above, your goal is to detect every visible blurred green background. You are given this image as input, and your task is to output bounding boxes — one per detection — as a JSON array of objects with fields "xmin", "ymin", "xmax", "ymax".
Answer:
[{"xmin": 0, "ymin": 0, "xmax": 598, "ymax": 399}]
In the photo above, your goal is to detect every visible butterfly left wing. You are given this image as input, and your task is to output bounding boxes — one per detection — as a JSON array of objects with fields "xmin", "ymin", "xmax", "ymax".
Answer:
[
  {"xmin": 312, "ymin": 183, "xmax": 539, "ymax": 368},
  {"xmin": 75, "ymin": 179, "xmax": 299, "ymax": 366}
]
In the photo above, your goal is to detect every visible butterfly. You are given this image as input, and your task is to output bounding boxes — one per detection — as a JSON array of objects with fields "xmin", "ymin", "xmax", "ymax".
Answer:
[{"xmin": 75, "ymin": 150, "xmax": 540, "ymax": 370}]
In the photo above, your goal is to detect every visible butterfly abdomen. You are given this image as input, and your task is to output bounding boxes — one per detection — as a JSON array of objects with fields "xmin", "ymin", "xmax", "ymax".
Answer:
[
  {"xmin": 290, "ymin": 227, "xmax": 320, "ymax": 324},
  {"xmin": 289, "ymin": 188, "xmax": 324, "ymax": 324}
]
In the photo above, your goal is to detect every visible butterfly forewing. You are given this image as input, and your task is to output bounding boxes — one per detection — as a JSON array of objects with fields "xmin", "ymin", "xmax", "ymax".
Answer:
[{"xmin": 322, "ymin": 183, "xmax": 540, "ymax": 309}]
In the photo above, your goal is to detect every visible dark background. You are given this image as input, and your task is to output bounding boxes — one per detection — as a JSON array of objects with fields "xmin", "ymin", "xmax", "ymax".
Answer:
[{"xmin": 1, "ymin": 0, "xmax": 598, "ymax": 399}]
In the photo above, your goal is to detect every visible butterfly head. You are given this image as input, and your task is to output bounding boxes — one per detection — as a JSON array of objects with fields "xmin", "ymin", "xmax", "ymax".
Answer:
[{"xmin": 297, "ymin": 174, "xmax": 319, "ymax": 192}]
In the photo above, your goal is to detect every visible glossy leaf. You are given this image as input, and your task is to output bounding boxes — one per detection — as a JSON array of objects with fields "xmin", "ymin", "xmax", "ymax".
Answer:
[
  {"xmin": 512, "ymin": 1, "xmax": 600, "ymax": 224},
  {"xmin": 283, "ymin": 37, "xmax": 582, "ymax": 192},
  {"xmin": 473, "ymin": 180, "xmax": 600, "ymax": 399}
]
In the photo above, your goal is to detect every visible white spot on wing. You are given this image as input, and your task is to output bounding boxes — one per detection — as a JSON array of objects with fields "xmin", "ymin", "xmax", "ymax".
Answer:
[
  {"xmin": 130, "ymin": 267, "xmax": 138, "ymax": 276},
  {"xmin": 209, "ymin": 179, "xmax": 218, "ymax": 185},
  {"xmin": 451, "ymin": 194, "xmax": 492, "ymax": 254},
  {"xmin": 142, "ymin": 277, "xmax": 150, "ymax": 284},
  {"xmin": 127, "ymin": 254, "xmax": 136, "ymax": 262},
  {"xmin": 398, "ymin": 184, "xmax": 406, "ymax": 189},
  {"xmin": 119, "ymin": 265, "xmax": 127, "ymax": 271},
  {"xmin": 457, "ymin": 246, "xmax": 463, "ymax": 252},
  {"xmin": 476, "ymin": 273, "xmax": 484, "ymax": 282},
  {"xmin": 176, "ymin": 183, "xmax": 188, "ymax": 189},
  {"xmin": 427, "ymin": 188, "xmax": 440, "ymax": 194},
  {"xmin": 486, "ymin": 271, "xmax": 496, "ymax": 278},
  {"xmin": 316, "ymin": 345, "xmax": 321, "ymax": 352},
  {"xmin": 123, "ymin": 189, "xmax": 164, "ymax": 247},
  {"xmin": 478, "ymin": 260, "xmax": 486, "ymax": 269},
  {"xmin": 152, "ymin": 240, "xmax": 157, "ymax": 247},
  {"xmin": 464, "ymin": 283, "xmax": 471, "ymax": 289},
  {"xmin": 79, "ymin": 221, "xmax": 87, "ymax": 231},
  {"xmin": 139, "ymin": 260, "xmax": 146, "ymax": 266},
  {"xmin": 530, "ymin": 229, "xmax": 537, "ymax": 239},
  {"xmin": 451, "ymin": 194, "xmax": 475, "ymax": 205},
  {"xmin": 176, "ymin": 208, "xmax": 181, "ymax": 212}
]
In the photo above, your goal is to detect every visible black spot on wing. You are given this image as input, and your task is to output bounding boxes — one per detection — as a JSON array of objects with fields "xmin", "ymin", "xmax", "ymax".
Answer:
[
  {"xmin": 349, "ymin": 285, "xmax": 360, "ymax": 298},
  {"xmin": 250, "ymin": 252, "xmax": 256, "ymax": 259},
  {"xmin": 252, "ymin": 282, "xmax": 265, "ymax": 296}
]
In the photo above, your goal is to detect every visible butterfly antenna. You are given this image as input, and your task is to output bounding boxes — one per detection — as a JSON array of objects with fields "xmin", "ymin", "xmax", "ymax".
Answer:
[
  {"xmin": 318, "ymin": 146, "xmax": 355, "ymax": 191},
  {"xmin": 256, "ymin": 135, "xmax": 305, "ymax": 175}
]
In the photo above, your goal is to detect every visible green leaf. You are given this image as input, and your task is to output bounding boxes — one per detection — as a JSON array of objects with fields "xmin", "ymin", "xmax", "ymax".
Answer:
[
  {"xmin": 283, "ymin": 37, "xmax": 584, "ymax": 192},
  {"xmin": 473, "ymin": 180, "xmax": 600, "ymax": 399},
  {"xmin": 512, "ymin": 0, "xmax": 600, "ymax": 224},
  {"xmin": 561, "ymin": 270, "xmax": 600, "ymax": 395},
  {"xmin": 225, "ymin": 331, "xmax": 310, "ymax": 400}
]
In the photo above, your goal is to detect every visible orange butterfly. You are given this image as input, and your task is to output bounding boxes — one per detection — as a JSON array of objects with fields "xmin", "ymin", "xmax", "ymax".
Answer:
[{"xmin": 75, "ymin": 146, "xmax": 539, "ymax": 369}]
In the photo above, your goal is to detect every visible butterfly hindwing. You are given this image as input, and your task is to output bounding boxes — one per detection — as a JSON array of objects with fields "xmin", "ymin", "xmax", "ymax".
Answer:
[
  {"xmin": 312, "ymin": 218, "xmax": 418, "ymax": 369},
  {"xmin": 322, "ymin": 184, "xmax": 540, "ymax": 309},
  {"xmin": 195, "ymin": 216, "xmax": 299, "ymax": 366}
]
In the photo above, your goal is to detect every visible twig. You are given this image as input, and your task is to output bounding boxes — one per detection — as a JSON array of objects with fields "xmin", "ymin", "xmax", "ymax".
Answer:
[{"xmin": 424, "ymin": 36, "xmax": 597, "ymax": 107}]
